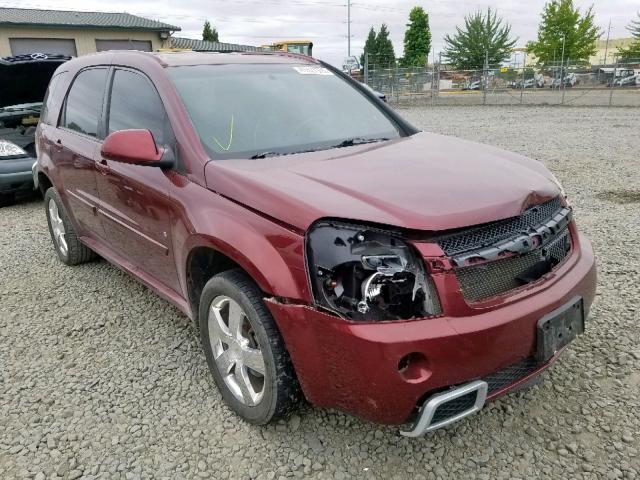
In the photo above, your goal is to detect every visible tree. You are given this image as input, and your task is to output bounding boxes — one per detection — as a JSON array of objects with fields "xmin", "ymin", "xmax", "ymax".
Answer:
[
  {"xmin": 401, "ymin": 6, "xmax": 431, "ymax": 67},
  {"xmin": 526, "ymin": 0, "xmax": 600, "ymax": 65},
  {"xmin": 202, "ymin": 21, "xmax": 219, "ymax": 43},
  {"xmin": 375, "ymin": 24, "xmax": 396, "ymax": 68},
  {"xmin": 360, "ymin": 27, "xmax": 377, "ymax": 67},
  {"xmin": 619, "ymin": 12, "xmax": 640, "ymax": 61},
  {"xmin": 443, "ymin": 8, "xmax": 517, "ymax": 69}
]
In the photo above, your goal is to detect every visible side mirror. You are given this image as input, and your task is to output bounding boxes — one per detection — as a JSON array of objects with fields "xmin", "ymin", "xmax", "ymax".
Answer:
[{"xmin": 101, "ymin": 129, "xmax": 166, "ymax": 166}]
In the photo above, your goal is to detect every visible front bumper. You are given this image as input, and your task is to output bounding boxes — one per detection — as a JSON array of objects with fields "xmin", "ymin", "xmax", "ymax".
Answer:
[
  {"xmin": 266, "ymin": 232, "xmax": 597, "ymax": 426},
  {"xmin": 0, "ymin": 156, "xmax": 36, "ymax": 193}
]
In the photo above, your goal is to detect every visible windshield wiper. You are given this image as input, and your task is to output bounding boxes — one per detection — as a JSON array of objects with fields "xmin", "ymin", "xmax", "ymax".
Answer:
[
  {"xmin": 249, "ymin": 138, "xmax": 389, "ymax": 159},
  {"xmin": 331, "ymin": 137, "xmax": 390, "ymax": 149}
]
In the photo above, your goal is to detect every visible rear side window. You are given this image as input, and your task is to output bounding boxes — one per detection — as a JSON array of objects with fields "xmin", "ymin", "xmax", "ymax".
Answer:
[
  {"xmin": 107, "ymin": 69, "xmax": 167, "ymax": 145},
  {"xmin": 41, "ymin": 71, "xmax": 68, "ymax": 125},
  {"xmin": 63, "ymin": 68, "xmax": 108, "ymax": 138}
]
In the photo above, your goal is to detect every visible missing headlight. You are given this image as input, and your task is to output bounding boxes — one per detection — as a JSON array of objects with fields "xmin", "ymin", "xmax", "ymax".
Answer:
[{"xmin": 306, "ymin": 221, "xmax": 441, "ymax": 321}]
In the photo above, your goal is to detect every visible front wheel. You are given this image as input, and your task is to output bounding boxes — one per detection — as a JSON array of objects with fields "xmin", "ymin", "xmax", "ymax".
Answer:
[{"xmin": 199, "ymin": 269, "xmax": 301, "ymax": 424}]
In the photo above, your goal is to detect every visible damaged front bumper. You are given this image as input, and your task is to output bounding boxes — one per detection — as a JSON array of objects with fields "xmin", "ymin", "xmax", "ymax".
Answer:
[{"xmin": 265, "ymin": 232, "xmax": 596, "ymax": 431}]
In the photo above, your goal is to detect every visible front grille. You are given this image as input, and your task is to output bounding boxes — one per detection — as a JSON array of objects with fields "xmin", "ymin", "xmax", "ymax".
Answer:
[
  {"xmin": 455, "ymin": 228, "xmax": 571, "ymax": 301},
  {"xmin": 430, "ymin": 391, "xmax": 478, "ymax": 424},
  {"xmin": 485, "ymin": 356, "xmax": 540, "ymax": 394},
  {"xmin": 437, "ymin": 198, "xmax": 563, "ymax": 256}
]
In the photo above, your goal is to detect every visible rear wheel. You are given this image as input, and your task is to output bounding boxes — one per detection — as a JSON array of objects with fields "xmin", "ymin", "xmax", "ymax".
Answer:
[
  {"xmin": 44, "ymin": 188, "xmax": 96, "ymax": 265},
  {"xmin": 199, "ymin": 269, "xmax": 301, "ymax": 424}
]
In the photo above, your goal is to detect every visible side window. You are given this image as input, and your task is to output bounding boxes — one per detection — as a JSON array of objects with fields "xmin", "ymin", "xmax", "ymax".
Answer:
[
  {"xmin": 107, "ymin": 69, "xmax": 168, "ymax": 145},
  {"xmin": 63, "ymin": 68, "xmax": 108, "ymax": 138},
  {"xmin": 41, "ymin": 71, "xmax": 68, "ymax": 125}
]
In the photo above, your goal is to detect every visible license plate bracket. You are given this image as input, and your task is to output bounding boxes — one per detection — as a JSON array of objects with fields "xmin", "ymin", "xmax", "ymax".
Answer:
[{"xmin": 536, "ymin": 297, "xmax": 584, "ymax": 364}]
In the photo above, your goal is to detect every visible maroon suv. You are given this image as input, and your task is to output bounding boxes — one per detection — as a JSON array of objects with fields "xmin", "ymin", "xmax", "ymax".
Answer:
[{"xmin": 34, "ymin": 51, "xmax": 596, "ymax": 436}]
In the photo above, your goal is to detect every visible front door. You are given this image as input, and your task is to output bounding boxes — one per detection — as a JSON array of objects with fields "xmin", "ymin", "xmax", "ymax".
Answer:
[{"xmin": 94, "ymin": 67, "xmax": 179, "ymax": 292}]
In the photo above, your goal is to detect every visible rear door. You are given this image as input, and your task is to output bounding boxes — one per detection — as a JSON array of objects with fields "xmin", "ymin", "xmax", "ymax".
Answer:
[
  {"xmin": 94, "ymin": 67, "xmax": 179, "ymax": 291},
  {"xmin": 51, "ymin": 67, "xmax": 108, "ymax": 238}
]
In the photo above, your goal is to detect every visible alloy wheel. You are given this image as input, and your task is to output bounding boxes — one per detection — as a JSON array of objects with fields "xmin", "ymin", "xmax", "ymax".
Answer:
[
  {"xmin": 208, "ymin": 295, "xmax": 266, "ymax": 406},
  {"xmin": 48, "ymin": 198, "xmax": 68, "ymax": 256}
]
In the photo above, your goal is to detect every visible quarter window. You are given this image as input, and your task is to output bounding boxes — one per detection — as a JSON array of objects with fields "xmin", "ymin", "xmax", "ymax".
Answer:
[
  {"xmin": 107, "ymin": 69, "xmax": 167, "ymax": 145},
  {"xmin": 63, "ymin": 68, "xmax": 108, "ymax": 137}
]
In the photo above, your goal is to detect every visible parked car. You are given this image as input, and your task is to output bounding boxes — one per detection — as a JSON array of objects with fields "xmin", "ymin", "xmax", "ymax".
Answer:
[
  {"xmin": 361, "ymin": 82, "xmax": 387, "ymax": 102},
  {"xmin": 463, "ymin": 80, "xmax": 482, "ymax": 90},
  {"xmin": 549, "ymin": 73, "xmax": 577, "ymax": 89},
  {"xmin": 35, "ymin": 51, "xmax": 596, "ymax": 436},
  {"xmin": 614, "ymin": 74, "xmax": 639, "ymax": 87},
  {"xmin": 0, "ymin": 53, "xmax": 70, "ymax": 206}
]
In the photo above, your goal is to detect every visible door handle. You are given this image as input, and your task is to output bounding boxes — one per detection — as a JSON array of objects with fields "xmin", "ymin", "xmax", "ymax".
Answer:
[{"xmin": 53, "ymin": 139, "xmax": 63, "ymax": 151}]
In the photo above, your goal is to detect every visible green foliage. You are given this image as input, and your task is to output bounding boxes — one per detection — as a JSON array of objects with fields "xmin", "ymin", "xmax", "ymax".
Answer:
[
  {"xmin": 202, "ymin": 21, "xmax": 219, "ymax": 43},
  {"xmin": 375, "ymin": 24, "xmax": 396, "ymax": 67},
  {"xmin": 443, "ymin": 8, "xmax": 517, "ymax": 69},
  {"xmin": 401, "ymin": 6, "xmax": 431, "ymax": 67},
  {"xmin": 526, "ymin": 0, "xmax": 600, "ymax": 65},
  {"xmin": 619, "ymin": 12, "xmax": 640, "ymax": 61},
  {"xmin": 360, "ymin": 27, "xmax": 377, "ymax": 67},
  {"xmin": 361, "ymin": 24, "xmax": 396, "ymax": 68}
]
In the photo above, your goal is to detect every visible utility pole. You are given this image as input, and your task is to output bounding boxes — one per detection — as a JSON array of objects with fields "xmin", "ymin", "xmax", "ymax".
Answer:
[
  {"xmin": 347, "ymin": 0, "xmax": 351, "ymax": 58},
  {"xmin": 603, "ymin": 19, "xmax": 611, "ymax": 64}
]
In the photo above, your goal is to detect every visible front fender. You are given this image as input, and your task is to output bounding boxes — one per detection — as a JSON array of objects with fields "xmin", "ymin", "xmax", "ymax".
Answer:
[{"xmin": 168, "ymin": 172, "xmax": 311, "ymax": 307}]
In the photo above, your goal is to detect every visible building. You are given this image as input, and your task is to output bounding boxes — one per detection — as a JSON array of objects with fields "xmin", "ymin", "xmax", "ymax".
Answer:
[
  {"xmin": 0, "ymin": 7, "xmax": 180, "ymax": 57},
  {"xmin": 513, "ymin": 38, "xmax": 636, "ymax": 68},
  {"xmin": 590, "ymin": 38, "xmax": 636, "ymax": 65},
  {"xmin": 170, "ymin": 37, "xmax": 265, "ymax": 53}
]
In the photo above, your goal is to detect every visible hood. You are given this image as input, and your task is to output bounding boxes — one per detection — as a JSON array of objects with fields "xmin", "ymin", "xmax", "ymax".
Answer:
[
  {"xmin": 0, "ymin": 55, "xmax": 69, "ymax": 108},
  {"xmin": 204, "ymin": 132, "xmax": 560, "ymax": 232}
]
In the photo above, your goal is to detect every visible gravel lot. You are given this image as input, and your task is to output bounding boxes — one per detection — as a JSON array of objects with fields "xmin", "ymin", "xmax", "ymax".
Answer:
[{"xmin": 2, "ymin": 106, "xmax": 639, "ymax": 480}]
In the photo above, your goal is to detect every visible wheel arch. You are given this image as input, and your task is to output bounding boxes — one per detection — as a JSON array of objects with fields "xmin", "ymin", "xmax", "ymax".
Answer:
[{"xmin": 37, "ymin": 171, "xmax": 53, "ymax": 196}]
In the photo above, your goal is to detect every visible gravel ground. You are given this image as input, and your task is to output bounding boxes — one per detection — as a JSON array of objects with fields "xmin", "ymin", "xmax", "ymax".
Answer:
[
  {"xmin": 389, "ymin": 89, "xmax": 640, "ymax": 107},
  {"xmin": 2, "ymin": 106, "xmax": 639, "ymax": 480}
]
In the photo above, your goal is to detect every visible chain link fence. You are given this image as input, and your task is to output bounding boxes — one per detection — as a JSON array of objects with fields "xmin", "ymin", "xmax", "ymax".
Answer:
[{"xmin": 363, "ymin": 54, "xmax": 640, "ymax": 107}]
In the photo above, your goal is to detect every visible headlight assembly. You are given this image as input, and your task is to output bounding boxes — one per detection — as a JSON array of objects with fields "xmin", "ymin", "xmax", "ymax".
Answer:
[
  {"xmin": 0, "ymin": 140, "xmax": 28, "ymax": 159},
  {"xmin": 306, "ymin": 221, "xmax": 441, "ymax": 321}
]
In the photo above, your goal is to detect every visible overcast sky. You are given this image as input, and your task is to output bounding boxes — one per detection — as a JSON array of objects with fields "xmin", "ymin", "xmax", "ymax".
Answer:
[{"xmin": 2, "ymin": 0, "xmax": 637, "ymax": 65}]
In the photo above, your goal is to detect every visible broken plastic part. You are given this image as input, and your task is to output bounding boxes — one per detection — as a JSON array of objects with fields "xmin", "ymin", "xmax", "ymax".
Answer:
[{"xmin": 306, "ymin": 221, "xmax": 441, "ymax": 321}]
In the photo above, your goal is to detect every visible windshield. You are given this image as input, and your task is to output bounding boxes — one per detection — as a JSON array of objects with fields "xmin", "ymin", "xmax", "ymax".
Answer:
[{"xmin": 168, "ymin": 63, "xmax": 400, "ymax": 159}]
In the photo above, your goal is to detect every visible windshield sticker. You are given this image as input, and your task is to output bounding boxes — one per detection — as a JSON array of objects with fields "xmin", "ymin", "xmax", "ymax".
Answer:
[{"xmin": 292, "ymin": 66, "xmax": 333, "ymax": 76}]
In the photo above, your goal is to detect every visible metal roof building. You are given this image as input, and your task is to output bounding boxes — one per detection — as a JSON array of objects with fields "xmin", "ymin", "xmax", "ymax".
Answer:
[
  {"xmin": 0, "ymin": 7, "xmax": 180, "ymax": 57},
  {"xmin": 170, "ymin": 37, "xmax": 265, "ymax": 53}
]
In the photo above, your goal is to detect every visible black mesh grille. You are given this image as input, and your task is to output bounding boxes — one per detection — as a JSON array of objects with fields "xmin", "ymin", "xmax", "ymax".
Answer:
[
  {"xmin": 485, "ymin": 356, "xmax": 540, "ymax": 394},
  {"xmin": 430, "ymin": 391, "xmax": 478, "ymax": 424},
  {"xmin": 455, "ymin": 228, "xmax": 572, "ymax": 301},
  {"xmin": 437, "ymin": 198, "xmax": 563, "ymax": 256}
]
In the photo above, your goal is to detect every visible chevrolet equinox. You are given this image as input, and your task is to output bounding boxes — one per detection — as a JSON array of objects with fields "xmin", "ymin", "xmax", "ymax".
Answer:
[{"xmin": 34, "ymin": 51, "xmax": 597, "ymax": 436}]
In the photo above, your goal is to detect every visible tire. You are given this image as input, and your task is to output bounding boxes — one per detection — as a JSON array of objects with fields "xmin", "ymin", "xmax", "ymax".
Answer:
[
  {"xmin": 44, "ymin": 187, "xmax": 96, "ymax": 266},
  {"xmin": 0, "ymin": 192, "xmax": 15, "ymax": 208},
  {"xmin": 199, "ymin": 269, "xmax": 301, "ymax": 424}
]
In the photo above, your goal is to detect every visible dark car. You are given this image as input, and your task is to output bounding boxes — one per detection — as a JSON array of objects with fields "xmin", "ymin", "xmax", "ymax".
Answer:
[
  {"xmin": 35, "ymin": 51, "xmax": 596, "ymax": 436},
  {"xmin": 0, "ymin": 53, "xmax": 70, "ymax": 206}
]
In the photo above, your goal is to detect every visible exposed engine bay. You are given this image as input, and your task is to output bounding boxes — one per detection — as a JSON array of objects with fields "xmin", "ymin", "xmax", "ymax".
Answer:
[
  {"xmin": 306, "ymin": 221, "xmax": 441, "ymax": 321},
  {"xmin": 0, "ymin": 104, "xmax": 41, "ymax": 146}
]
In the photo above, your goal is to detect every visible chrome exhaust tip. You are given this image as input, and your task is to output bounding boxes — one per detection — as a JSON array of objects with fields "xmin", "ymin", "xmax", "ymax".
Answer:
[{"xmin": 400, "ymin": 380, "xmax": 488, "ymax": 437}]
